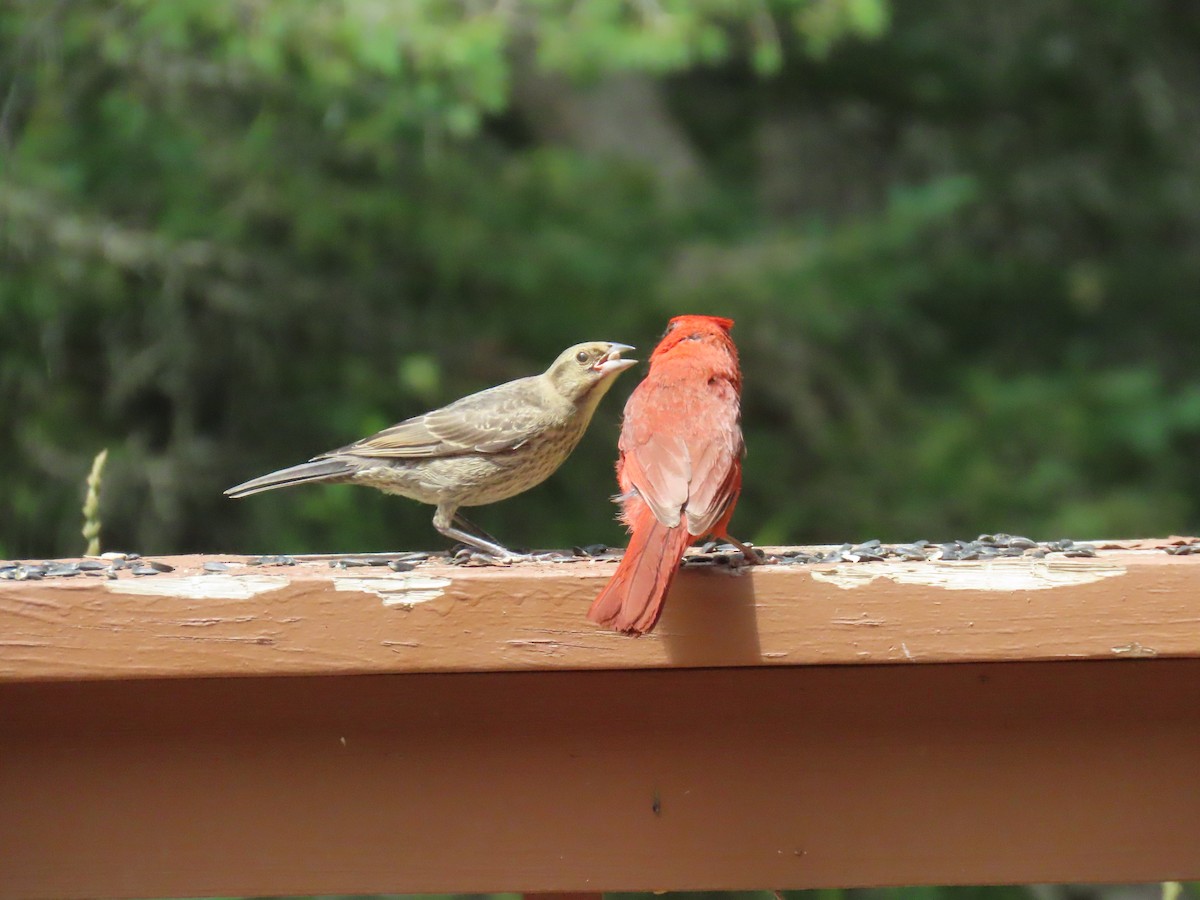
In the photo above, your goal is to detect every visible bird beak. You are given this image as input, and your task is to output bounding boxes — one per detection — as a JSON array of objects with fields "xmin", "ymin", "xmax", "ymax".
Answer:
[{"xmin": 594, "ymin": 343, "xmax": 637, "ymax": 375}]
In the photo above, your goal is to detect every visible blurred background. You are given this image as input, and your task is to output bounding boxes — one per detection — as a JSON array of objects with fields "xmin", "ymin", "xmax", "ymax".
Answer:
[{"xmin": 4, "ymin": 0, "xmax": 1200, "ymax": 561}]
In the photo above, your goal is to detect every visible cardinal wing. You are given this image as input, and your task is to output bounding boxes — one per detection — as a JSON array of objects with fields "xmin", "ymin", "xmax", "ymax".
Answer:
[
  {"xmin": 619, "ymin": 375, "xmax": 742, "ymax": 535},
  {"xmin": 680, "ymin": 378, "xmax": 743, "ymax": 536}
]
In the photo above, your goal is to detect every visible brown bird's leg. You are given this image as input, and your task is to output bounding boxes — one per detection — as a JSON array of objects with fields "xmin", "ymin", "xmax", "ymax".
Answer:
[
  {"xmin": 452, "ymin": 512, "xmax": 505, "ymax": 549},
  {"xmin": 433, "ymin": 504, "xmax": 522, "ymax": 561}
]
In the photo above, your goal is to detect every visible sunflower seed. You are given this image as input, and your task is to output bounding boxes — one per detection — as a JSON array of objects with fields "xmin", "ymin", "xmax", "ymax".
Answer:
[
  {"xmin": 246, "ymin": 555, "xmax": 296, "ymax": 566},
  {"xmin": 392, "ymin": 552, "xmax": 429, "ymax": 563},
  {"xmin": 330, "ymin": 558, "xmax": 373, "ymax": 568}
]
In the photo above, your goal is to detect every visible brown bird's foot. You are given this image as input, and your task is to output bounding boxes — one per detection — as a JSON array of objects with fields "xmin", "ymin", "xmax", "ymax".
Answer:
[
  {"xmin": 452, "ymin": 512, "xmax": 506, "ymax": 550},
  {"xmin": 436, "ymin": 507, "xmax": 528, "ymax": 564},
  {"xmin": 721, "ymin": 535, "xmax": 766, "ymax": 566},
  {"xmin": 441, "ymin": 527, "xmax": 531, "ymax": 565},
  {"xmin": 451, "ymin": 546, "xmax": 533, "ymax": 566}
]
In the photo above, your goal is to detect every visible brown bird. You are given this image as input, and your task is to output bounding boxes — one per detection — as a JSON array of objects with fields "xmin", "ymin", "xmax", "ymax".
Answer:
[{"xmin": 225, "ymin": 341, "xmax": 636, "ymax": 558}]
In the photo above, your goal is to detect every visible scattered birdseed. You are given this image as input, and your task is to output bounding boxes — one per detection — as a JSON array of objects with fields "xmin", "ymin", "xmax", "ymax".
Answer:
[
  {"xmin": 850, "ymin": 540, "xmax": 886, "ymax": 561},
  {"xmin": 330, "ymin": 558, "xmax": 377, "ymax": 569},
  {"xmin": 387, "ymin": 560, "xmax": 415, "ymax": 572},
  {"xmin": 130, "ymin": 566, "xmax": 160, "ymax": 576},
  {"xmin": 145, "ymin": 560, "xmax": 175, "ymax": 573},
  {"xmin": 390, "ymin": 551, "xmax": 430, "ymax": 563},
  {"xmin": 245, "ymin": 555, "xmax": 297, "ymax": 566},
  {"xmin": 202, "ymin": 561, "xmax": 231, "ymax": 572}
]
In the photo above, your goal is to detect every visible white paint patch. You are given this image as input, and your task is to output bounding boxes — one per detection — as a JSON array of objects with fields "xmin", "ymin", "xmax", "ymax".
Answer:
[
  {"xmin": 810, "ymin": 558, "xmax": 1127, "ymax": 592},
  {"xmin": 1111, "ymin": 641, "xmax": 1158, "ymax": 658},
  {"xmin": 106, "ymin": 575, "xmax": 290, "ymax": 600},
  {"xmin": 334, "ymin": 575, "xmax": 452, "ymax": 607}
]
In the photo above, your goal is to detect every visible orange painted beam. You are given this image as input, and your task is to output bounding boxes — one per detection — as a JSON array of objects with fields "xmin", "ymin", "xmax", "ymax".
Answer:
[
  {"xmin": 1, "ymin": 545, "xmax": 1198, "ymax": 680},
  {"xmin": 2, "ymin": 662, "xmax": 1199, "ymax": 899}
]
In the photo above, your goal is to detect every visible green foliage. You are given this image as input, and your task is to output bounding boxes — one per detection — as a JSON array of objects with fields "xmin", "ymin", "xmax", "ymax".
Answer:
[{"xmin": 3, "ymin": 0, "xmax": 1200, "ymax": 558}]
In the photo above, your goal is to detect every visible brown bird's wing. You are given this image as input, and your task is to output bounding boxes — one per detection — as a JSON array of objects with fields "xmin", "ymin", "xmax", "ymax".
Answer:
[
  {"xmin": 618, "ymin": 375, "xmax": 743, "ymax": 536},
  {"xmin": 325, "ymin": 377, "xmax": 552, "ymax": 460}
]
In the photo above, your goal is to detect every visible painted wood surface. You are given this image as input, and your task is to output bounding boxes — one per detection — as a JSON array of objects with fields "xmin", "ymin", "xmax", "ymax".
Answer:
[
  {"xmin": 3, "ymin": 661, "xmax": 1199, "ymax": 898},
  {"xmin": 2, "ymin": 544, "xmax": 1198, "ymax": 681}
]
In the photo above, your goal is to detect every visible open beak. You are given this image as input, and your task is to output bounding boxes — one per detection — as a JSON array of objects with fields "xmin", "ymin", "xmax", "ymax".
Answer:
[{"xmin": 593, "ymin": 342, "xmax": 637, "ymax": 376}]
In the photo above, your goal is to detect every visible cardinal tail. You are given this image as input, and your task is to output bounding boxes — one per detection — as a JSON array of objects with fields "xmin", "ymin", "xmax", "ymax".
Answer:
[{"xmin": 588, "ymin": 508, "xmax": 691, "ymax": 635}]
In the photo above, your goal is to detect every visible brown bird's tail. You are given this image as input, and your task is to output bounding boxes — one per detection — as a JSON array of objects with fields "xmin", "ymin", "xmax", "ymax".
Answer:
[
  {"xmin": 224, "ymin": 458, "xmax": 355, "ymax": 498},
  {"xmin": 588, "ymin": 506, "xmax": 692, "ymax": 635}
]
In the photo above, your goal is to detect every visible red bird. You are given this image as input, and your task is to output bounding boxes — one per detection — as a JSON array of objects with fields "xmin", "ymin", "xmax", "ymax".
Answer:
[{"xmin": 588, "ymin": 314, "xmax": 752, "ymax": 635}]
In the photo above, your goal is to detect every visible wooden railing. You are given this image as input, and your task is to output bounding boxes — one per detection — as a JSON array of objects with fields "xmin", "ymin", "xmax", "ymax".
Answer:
[{"xmin": 2, "ymin": 541, "xmax": 1199, "ymax": 899}]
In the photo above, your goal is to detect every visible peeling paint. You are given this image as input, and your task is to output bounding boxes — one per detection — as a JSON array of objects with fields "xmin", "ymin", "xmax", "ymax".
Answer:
[
  {"xmin": 810, "ymin": 558, "xmax": 1127, "ymax": 592},
  {"xmin": 1111, "ymin": 641, "xmax": 1158, "ymax": 658},
  {"xmin": 334, "ymin": 575, "xmax": 452, "ymax": 607},
  {"xmin": 831, "ymin": 613, "xmax": 886, "ymax": 626},
  {"xmin": 159, "ymin": 633, "xmax": 277, "ymax": 645},
  {"xmin": 107, "ymin": 575, "xmax": 290, "ymax": 600},
  {"xmin": 177, "ymin": 615, "xmax": 257, "ymax": 627}
]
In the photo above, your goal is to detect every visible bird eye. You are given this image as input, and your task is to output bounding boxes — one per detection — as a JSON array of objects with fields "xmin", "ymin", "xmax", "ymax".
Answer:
[
  {"xmin": 576, "ymin": 350, "xmax": 590, "ymax": 364},
  {"xmin": 689, "ymin": 332, "xmax": 702, "ymax": 341}
]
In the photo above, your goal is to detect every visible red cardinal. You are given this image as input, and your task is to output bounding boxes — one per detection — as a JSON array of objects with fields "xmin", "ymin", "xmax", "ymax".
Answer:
[{"xmin": 588, "ymin": 314, "xmax": 752, "ymax": 635}]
